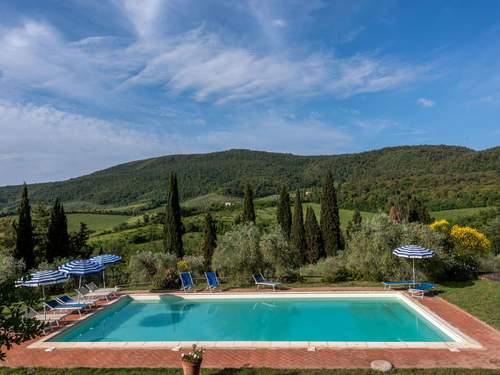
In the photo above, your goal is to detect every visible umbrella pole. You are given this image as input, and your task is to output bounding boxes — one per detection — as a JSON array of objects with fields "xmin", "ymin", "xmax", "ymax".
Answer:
[
  {"xmin": 42, "ymin": 285, "xmax": 46, "ymax": 319},
  {"xmin": 79, "ymin": 276, "xmax": 82, "ymax": 289},
  {"xmin": 412, "ymin": 258, "xmax": 416, "ymax": 285},
  {"xmin": 103, "ymin": 271, "xmax": 106, "ymax": 289}
]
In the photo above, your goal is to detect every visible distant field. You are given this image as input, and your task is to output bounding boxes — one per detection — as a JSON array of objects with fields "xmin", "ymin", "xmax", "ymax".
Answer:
[
  {"xmin": 67, "ymin": 213, "xmax": 133, "ymax": 232},
  {"xmin": 430, "ymin": 207, "xmax": 494, "ymax": 221}
]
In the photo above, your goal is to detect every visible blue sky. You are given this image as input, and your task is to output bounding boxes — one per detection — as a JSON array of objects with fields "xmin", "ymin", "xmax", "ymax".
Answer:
[{"xmin": 0, "ymin": 0, "xmax": 499, "ymax": 185}]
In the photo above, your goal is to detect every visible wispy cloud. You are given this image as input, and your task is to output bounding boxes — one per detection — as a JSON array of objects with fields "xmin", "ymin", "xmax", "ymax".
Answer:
[{"xmin": 417, "ymin": 98, "xmax": 435, "ymax": 107}]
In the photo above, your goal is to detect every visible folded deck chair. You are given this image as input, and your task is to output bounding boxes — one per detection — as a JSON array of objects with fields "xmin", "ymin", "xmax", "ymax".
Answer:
[
  {"xmin": 25, "ymin": 307, "xmax": 67, "ymax": 334},
  {"xmin": 86, "ymin": 281, "xmax": 120, "ymax": 294},
  {"xmin": 408, "ymin": 283, "xmax": 435, "ymax": 299},
  {"xmin": 382, "ymin": 280, "xmax": 415, "ymax": 289},
  {"xmin": 205, "ymin": 271, "xmax": 220, "ymax": 292},
  {"xmin": 44, "ymin": 299, "xmax": 83, "ymax": 316},
  {"xmin": 180, "ymin": 272, "xmax": 194, "ymax": 292},
  {"xmin": 75, "ymin": 286, "xmax": 112, "ymax": 302},
  {"xmin": 252, "ymin": 273, "xmax": 281, "ymax": 291},
  {"xmin": 57, "ymin": 294, "xmax": 96, "ymax": 307}
]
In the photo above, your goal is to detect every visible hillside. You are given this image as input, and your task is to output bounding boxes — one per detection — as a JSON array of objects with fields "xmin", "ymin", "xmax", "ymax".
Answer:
[{"xmin": 0, "ymin": 145, "xmax": 499, "ymax": 214}]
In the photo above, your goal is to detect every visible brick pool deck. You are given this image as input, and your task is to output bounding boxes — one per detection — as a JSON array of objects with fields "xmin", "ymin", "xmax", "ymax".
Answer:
[{"xmin": 1, "ymin": 288, "xmax": 500, "ymax": 370}]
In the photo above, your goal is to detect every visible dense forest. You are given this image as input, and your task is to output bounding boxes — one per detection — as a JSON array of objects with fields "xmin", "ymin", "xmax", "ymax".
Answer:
[{"xmin": 0, "ymin": 145, "xmax": 498, "ymax": 214}]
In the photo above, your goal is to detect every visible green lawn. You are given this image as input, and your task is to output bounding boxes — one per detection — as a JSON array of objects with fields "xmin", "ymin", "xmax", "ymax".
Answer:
[
  {"xmin": 0, "ymin": 368, "xmax": 498, "ymax": 375},
  {"xmin": 437, "ymin": 279, "xmax": 500, "ymax": 330},
  {"xmin": 430, "ymin": 207, "xmax": 494, "ymax": 222}
]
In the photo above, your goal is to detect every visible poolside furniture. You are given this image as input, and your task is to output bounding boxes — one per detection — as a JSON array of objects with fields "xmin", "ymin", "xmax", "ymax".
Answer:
[
  {"xmin": 180, "ymin": 272, "xmax": 195, "ymax": 292},
  {"xmin": 253, "ymin": 273, "xmax": 281, "ymax": 291},
  {"xmin": 86, "ymin": 281, "xmax": 119, "ymax": 295},
  {"xmin": 57, "ymin": 294, "xmax": 97, "ymax": 308},
  {"xmin": 25, "ymin": 307, "xmax": 67, "ymax": 334},
  {"xmin": 44, "ymin": 299, "xmax": 83, "ymax": 316},
  {"xmin": 205, "ymin": 271, "xmax": 220, "ymax": 292},
  {"xmin": 382, "ymin": 280, "xmax": 416, "ymax": 289},
  {"xmin": 408, "ymin": 283, "xmax": 435, "ymax": 299},
  {"xmin": 75, "ymin": 286, "xmax": 113, "ymax": 302}
]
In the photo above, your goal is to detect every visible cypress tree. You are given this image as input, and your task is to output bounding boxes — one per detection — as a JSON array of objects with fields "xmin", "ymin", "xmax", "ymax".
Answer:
[
  {"xmin": 242, "ymin": 183, "xmax": 256, "ymax": 223},
  {"xmin": 201, "ymin": 213, "xmax": 217, "ymax": 270},
  {"xmin": 276, "ymin": 186, "xmax": 292, "ymax": 239},
  {"xmin": 46, "ymin": 198, "xmax": 70, "ymax": 262},
  {"xmin": 290, "ymin": 190, "xmax": 307, "ymax": 267},
  {"xmin": 320, "ymin": 172, "xmax": 342, "ymax": 256},
  {"xmin": 346, "ymin": 209, "xmax": 362, "ymax": 241},
  {"xmin": 15, "ymin": 184, "xmax": 35, "ymax": 270},
  {"xmin": 304, "ymin": 206, "xmax": 324, "ymax": 263},
  {"xmin": 163, "ymin": 174, "xmax": 184, "ymax": 258}
]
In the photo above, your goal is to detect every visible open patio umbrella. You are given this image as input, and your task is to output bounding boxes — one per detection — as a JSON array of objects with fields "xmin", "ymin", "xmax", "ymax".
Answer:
[
  {"xmin": 393, "ymin": 244, "xmax": 435, "ymax": 285},
  {"xmin": 89, "ymin": 254, "xmax": 122, "ymax": 288},
  {"xmin": 58, "ymin": 259, "xmax": 104, "ymax": 288},
  {"xmin": 16, "ymin": 270, "xmax": 69, "ymax": 317}
]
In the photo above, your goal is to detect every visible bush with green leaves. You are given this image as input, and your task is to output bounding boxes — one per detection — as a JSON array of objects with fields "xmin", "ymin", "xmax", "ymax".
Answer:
[
  {"xmin": 300, "ymin": 255, "xmax": 350, "ymax": 282},
  {"xmin": 212, "ymin": 223, "xmax": 262, "ymax": 285},
  {"xmin": 0, "ymin": 255, "xmax": 24, "ymax": 284},
  {"xmin": 127, "ymin": 251, "xmax": 177, "ymax": 288},
  {"xmin": 260, "ymin": 227, "xmax": 300, "ymax": 280}
]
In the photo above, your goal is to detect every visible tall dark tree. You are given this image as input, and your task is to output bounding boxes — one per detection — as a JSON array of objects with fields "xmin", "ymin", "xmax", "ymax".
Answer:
[
  {"xmin": 69, "ymin": 223, "xmax": 91, "ymax": 258},
  {"xmin": 241, "ymin": 183, "xmax": 256, "ymax": 224},
  {"xmin": 346, "ymin": 209, "xmax": 362, "ymax": 240},
  {"xmin": 290, "ymin": 190, "xmax": 307, "ymax": 267},
  {"xmin": 304, "ymin": 206, "xmax": 324, "ymax": 263},
  {"xmin": 14, "ymin": 184, "xmax": 35, "ymax": 270},
  {"xmin": 201, "ymin": 213, "xmax": 217, "ymax": 270},
  {"xmin": 46, "ymin": 199, "xmax": 70, "ymax": 262},
  {"xmin": 163, "ymin": 174, "xmax": 184, "ymax": 258},
  {"xmin": 320, "ymin": 172, "xmax": 342, "ymax": 256},
  {"xmin": 276, "ymin": 186, "xmax": 292, "ymax": 239}
]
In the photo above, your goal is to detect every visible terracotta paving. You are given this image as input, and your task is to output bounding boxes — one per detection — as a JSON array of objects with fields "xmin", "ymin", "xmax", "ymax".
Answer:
[{"xmin": 1, "ymin": 288, "xmax": 500, "ymax": 370}]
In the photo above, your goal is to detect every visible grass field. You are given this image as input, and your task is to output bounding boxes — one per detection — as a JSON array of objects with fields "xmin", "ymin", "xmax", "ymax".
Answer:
[
  {"xmin": 67, "ymin": 213, "xmax": 133, "ymax": 232},
  {"xmin": 430, "ymin": 207, "xmax": 494, "ymax": 221},
  {"xmin": 0, "ymin": 368, "xmax": 498, "ymax": 374}
]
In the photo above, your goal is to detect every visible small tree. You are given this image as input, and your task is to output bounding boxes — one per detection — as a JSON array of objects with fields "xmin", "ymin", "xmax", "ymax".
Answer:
[
  {"xmin": 46, "ymin": 198, "xmax": 70, "ymax": 262},
  {"xmin": 290, "ymin": 190, "xmax": 306, "ymax": 267},
  {"xmin": 320, "ymin": 172, "xmax": 342, "ymax": 256},
  {"xmin": 201, "ymin": 213, "xmax": 217, "ymax": 270},
  {"xmin": 241, "ymin": 184, "xmax": 256, "ymax": 223},
  {"xmin": 14, "ymin": 184, "xmax": 35, "ymax": 270},
  {"xmin": 261, "ymin": 228, "xmax": 295, "ymax": 278},
  {"xmin": 388, "ymin": 206, "xmax": 402, "ymax": 223},
  {"xmin": 163, "ymin": 174, "xmax": 184, "ymax": 258},
  {"xmin": 346, "ymin": 209, "xmax": 363, "ymax": 241},
  {"xmin": 276, "ymin": 186, "xmax": 292, "ymax": 239},
  {"xmin": 70, "ymin": 223, "xmax": 92, "ymax": 258},
  {"xmin": 304, "ymin": 206, "xmax": 324, "ymax": 263}
]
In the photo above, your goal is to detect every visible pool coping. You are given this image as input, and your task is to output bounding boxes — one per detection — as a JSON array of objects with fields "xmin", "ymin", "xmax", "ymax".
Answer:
[{"xmin": 28, "ymin": 291, "xmax": 482, "ymax": 350}]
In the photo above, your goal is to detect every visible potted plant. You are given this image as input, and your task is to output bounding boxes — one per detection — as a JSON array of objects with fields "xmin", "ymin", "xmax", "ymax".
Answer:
[{"xmin": 181, "ymin": 344, "xmax": 203, "ymax": 375}]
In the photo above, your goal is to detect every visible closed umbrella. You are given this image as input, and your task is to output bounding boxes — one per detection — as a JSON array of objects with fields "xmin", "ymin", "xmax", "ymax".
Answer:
[
  {"xmin": 89, "ymin": 254, "xmax": 122, "ymax": 288},
  {"xmin": 393, "ymin": 244, "xmax": 435, "ymax": 285},
  {"xmin": 16, "ymin": 270, "xmax": 69, "ymax": 317},
  {"xmin": 58, "ymin": 259, "xmax": 104, "ymax": 288}
]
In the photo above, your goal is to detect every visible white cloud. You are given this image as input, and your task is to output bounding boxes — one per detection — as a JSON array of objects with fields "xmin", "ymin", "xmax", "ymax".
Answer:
[
  {"xmin": 272, "ymin": 19, "xmax": 287, "ymax": 28},
  {"xmin": 119, "ymin": 0, "xmax": 165, "ymax": 38},
  {"xmin": 417, "ymin": 98, "xmax": 435, "ymax": 107},
  {"xmin": 0, "ymin": 100, "xmax": 352, "ymax": 185}
]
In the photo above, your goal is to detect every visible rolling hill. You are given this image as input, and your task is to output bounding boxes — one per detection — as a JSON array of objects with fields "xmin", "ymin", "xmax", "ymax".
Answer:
[{"xmin": 0, "ymin": 145, "xmax": 499, "ymax": 214}]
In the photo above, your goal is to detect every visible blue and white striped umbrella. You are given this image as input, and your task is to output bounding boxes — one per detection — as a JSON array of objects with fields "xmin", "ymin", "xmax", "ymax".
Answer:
[
  {"xmin": 89, "ymin": 254, "xmax": 122, "ymax": 288},
  {"xmin": 393, "ymin": 245, "xmax": 435, "ymax": 284},
  {"xmin": 89, "ymin": 254, "xmax": 122, "ymax": 266},
  {"xmin": 16, "ymin": 270, "xmax": 69, "ymax": 316},
  {"xmin": 59, "ymin": 260, "xmax": 105, "ymax": 288}
]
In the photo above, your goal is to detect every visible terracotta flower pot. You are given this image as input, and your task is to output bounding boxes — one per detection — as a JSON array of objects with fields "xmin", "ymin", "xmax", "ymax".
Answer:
[{"xmin": 181, "ymin": 359, "xmax": 201, "ymax": 375}]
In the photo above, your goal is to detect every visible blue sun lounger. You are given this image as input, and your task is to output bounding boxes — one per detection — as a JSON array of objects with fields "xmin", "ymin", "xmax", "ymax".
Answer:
[
  {"xmin": 253, "ymin": 273, "xmax": 281, "ymax": 291},
  {"xmin": 382, "ymin": 280, "xmax": 416, "ymax": 289},
  {"xmin": 56, "ymin": 294, "xmax": 96, "ymax": 308},
  {"xmin": 44, "ymin": 299, "xmax": 84, "ymax": 316},
  {"xmin": 408, "ymin": 283, "xmax": 435, "ymax": 299},
  {"xmin": 205, "ymin": 271, "xmax": 220, "ymax": 292},
  {"xmin": 180, "ymin": 272, "xmax": 194, "ymax": 292}
]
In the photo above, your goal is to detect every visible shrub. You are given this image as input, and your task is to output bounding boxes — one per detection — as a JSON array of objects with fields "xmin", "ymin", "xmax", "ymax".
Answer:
[
  {"xmin": 300, "ymin": 256, "xmax": 349, "ymax": 282},
  {"xmin": 128, "ymin": 251, "xmax": 177, "ymax": 288},
  {"xmin": 182, "ymin": 255, "xmax": 204, "ymax": 276},
  {"xmin": 212, "ymin": 223, "xmax": 262, "ymax": 285},
  {"xmin": 450, "ymin": 225, "xmax": 491, "ymax": 255},
  {"xmin": 260, "ymin": 227, "xmax": 299, "ymax": 280}
]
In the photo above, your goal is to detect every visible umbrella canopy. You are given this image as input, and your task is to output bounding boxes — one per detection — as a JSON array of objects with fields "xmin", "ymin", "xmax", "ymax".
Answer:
[
  {"xmin": 393, "ymin": 245, "xmax": 435, "ymax": 284},
  {"xmin": 16, "ymin": 270, "xmax": 69, "ymax": 317},
  {"xmin": 59, "ymin": 260, "xmax": 104, "ymax": 288},
  {"xmin": 89, "ymin": 254, "xmax": 122, "ymax": 288},
  {"xmin": 89, "ymin": 254, "xmax": 122, "ymax": 266}
]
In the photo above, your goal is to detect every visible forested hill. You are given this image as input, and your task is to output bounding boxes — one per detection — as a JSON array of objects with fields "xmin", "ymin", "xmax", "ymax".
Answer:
[{"xmin": 0, "ymin": 145, "xmax": 499, "ymax": 213}]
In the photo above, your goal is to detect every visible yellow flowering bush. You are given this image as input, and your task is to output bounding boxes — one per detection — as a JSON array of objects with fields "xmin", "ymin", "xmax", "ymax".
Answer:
[
  {"xmin": 450, "ymin": 225, "xmax": 491, "ymax": 255},
  {"xmin": 176, "ymin": 259, "xmax": 190, "ymax": 272},
  {"xmin": 429, "ymin": 219, "xmax": 451, "ymax": 234}
]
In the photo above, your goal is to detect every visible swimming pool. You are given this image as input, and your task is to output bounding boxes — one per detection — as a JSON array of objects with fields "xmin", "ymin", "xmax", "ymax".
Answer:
[{"xmin": 40, "ymin": 292, "xmax": 477, "ymax": 349}]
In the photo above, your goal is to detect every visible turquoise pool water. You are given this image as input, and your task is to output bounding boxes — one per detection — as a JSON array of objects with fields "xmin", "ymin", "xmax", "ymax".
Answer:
[{"xmin": 50, "ymin": 296, "xmax": 452, "ymax": 342}]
